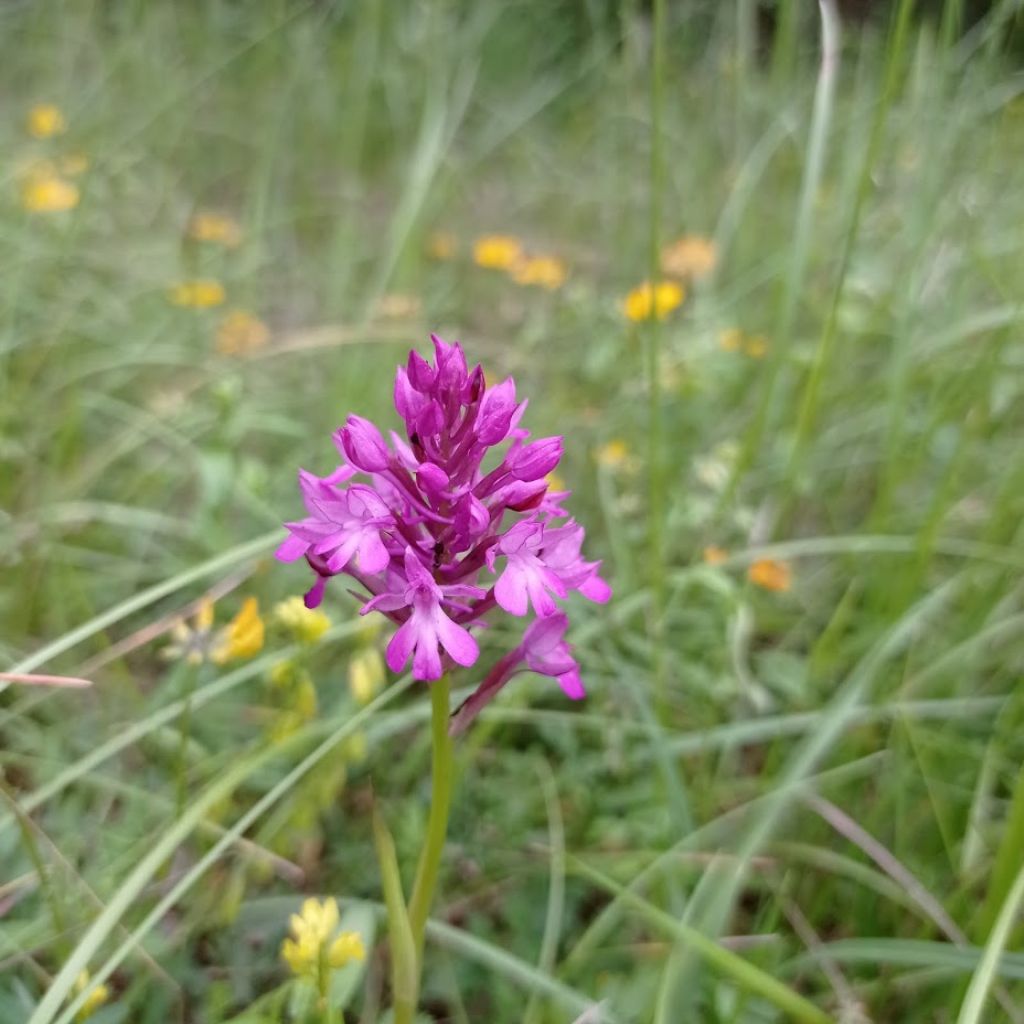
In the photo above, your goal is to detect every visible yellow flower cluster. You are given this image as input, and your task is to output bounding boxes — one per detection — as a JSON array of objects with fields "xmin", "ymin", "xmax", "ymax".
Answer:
[
  {"xmin": 73, "ymin": 969, "xmax": 109, "ymax": 1021},
  {"xmin": 168, "ymin": 279, "xmax": 226, "ymax": 309},
  {"xmin": 374, "ymin": 292, "xmax": 422, "ymax": 319},
  {"xmin": 20, "ymin": 106, "xmax": 86, "ymax": 215},
  {"xmin": 661, "ymin": 234, "xmax": 717, "ymax": 280},
  {"xmin": 163, "ymin": 597, "xmax": 265, "ymax": 665},
  {"xmin": 274, "ymin": 596, "xmax": 331, "ymax": 644},
  {"xmin": 280, "ymin": 898, "xmax": 365, "ymax": 981},
  {"xmin": 216, "ymin": 309, "xmax": 269, "ymax": 355},
  {"xmin": 187, "ymin": 211, "xmax": 242, "ymax": 248},
  {"xmin": 22, "ymin": 172, "xmax": 79, "ymax": 213},
  {"xmin": 472, "ymin": 234, "xmax": 522, "ymax": 269},
  {"xmin": 214, "ymin": 597, "xmax": 264, "ymax": 661},
  {"xmin": 27, "ymin": 103, "xmax": 66, "ymax": 139},
  {"xmin": 703, "ymin": 545, "xmax": 729, "ymax": 566},
  {"xmin": 720, "ymin": 328, "xmax": 768, "ymax": 359},
  {"xmin": 510, "ymin": 254, "xmax": 566, "ymax": 290},
  {"xmin": 427, "ymin": 230, "xmax": 458, "ymax": 260},
  {"xmin": 747, "ymin": 558, "xmax": 792, "ymax": 592},
  {"xmin": 621, "ymin": 280, "xmax": 684, "ymax": 322},
  {"xmin": 472, "ymin": 234, "xmax": 567, "ymax": 291},
  {"xmin": 596, "ymin": 439, "xmax": 631, "ymax": 470}
]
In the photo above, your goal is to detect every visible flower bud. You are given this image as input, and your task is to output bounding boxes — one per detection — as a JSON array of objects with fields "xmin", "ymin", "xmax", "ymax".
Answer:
[
  {"xmin": 394, "ymin": 366, "xmax": 426, "ymax": 426},
  {"xmin": 407, "ymin": 349, "xmax": 437, "ymax": 392},
  {"xmin": 476, "ymin": 377, "xmax": 517, "ymax": 444},
  {"xmin": 417, "ymin": 462, "xmax": 449, "ymax": 498},
  {"xmin": 509, "ymin": 436, "xmax": 563, "ymax": 481},
  {"xmin": 340, "ymin": 415, "xmax": 390, "ymax": 472}
]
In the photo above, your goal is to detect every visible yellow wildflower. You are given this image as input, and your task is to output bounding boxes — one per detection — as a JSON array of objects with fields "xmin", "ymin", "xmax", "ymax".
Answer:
[
  {"xmin": 428, "ymin": 231, "xmax": 458, "ymax": 260},
  {"xmin": 73, "ymin": 969, "xmax": 109, "ymax": 1021},
  {"xmin": 216, "ymin": 309, "xmax": 269, "ymax": 355},
  {"xmin": 187, "ymin": 211, "xmax": 242, "ymax": 247},
  {"xmin": 327, "ymin": 930, "xmax": 365, "ymax": 968},
  {"xmin": 212, "ymin": 597, "xmax": 265, "ymax": 663},
  {"xmin": 27, "ymin": 103, "xmax": 66, "ymax": 139},
  {"xmin": 747, "ymin": 558, "xmax": 792, "ymax": 593},
  {"xmin": 703, "ymin": 546, "xmax": 729, "ymax": 566},
  {"xmin": 60, "ymin": 152, "xmax": 89, "ymax": 176},
  {"xmin": 274, "ymin": 595, "xmax": 331, "ymax": 644},
  {"xmin": 348, "ymin": 648, "xmax": 385, "ymax": 705},
  {"xmin": 169, "ymin": 280, "xmax": 226, "ymax": 309},
  {"xmin": 621, "ymin": 280, "xmax": 684, "ymax": 322},
  {"xmin": 510, "ymin": 255, "xmax": 567, "ymax": 290},
  {"xmin": 744, "ymin": 334, "xmax": 769, "ymax": 358},
  {"xmin": 281, "ymin": 898, "xmax": 364, "ymax": 981},
  {"xmin": 21, "ymin": 174, "xmax": 79, "ymax": 213},
  {"xmin": 720, "ymin": 328, "xmax": 768, "ymax": 358},
  {"xmin": 596, "ymin": 439, "xmax": 629, "ymax": 469},
  {"xmin": 473, "ymin": 234, "xmax": 523, "ymax": 270},
  {"xmin": 661, "ymin": 235, "xmax": 717, "ymax": 279},
  {"xmin": 719, "ymin": 328, "xmax": 743, "ymax": 352},
  {"xmin": 374, "ymin": 292, "xmax": 422, "ymax": 319}
]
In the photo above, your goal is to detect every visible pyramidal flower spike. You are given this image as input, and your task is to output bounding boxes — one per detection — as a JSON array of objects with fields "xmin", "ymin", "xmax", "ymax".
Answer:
[{"xmin": 276, "ymin": 335, "xmax": 610, "ymax": 726}]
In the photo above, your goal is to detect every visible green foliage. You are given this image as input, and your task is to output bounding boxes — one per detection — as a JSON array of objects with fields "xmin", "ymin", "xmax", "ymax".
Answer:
[{"xmin": 2, "ymin": 0, "xmax": 1024, "ymax": 1021}]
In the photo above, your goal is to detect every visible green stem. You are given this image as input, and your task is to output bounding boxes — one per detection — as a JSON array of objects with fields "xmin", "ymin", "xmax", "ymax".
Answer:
[{"xmin": 408, "ymin": 674, "xmax": 454, "ymax": 964}]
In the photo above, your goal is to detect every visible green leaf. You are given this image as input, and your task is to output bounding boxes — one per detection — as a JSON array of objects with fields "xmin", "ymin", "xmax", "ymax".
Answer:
[{"xmin": 373, "ymin": 805, "xmax": 419, "ymax": 1020}]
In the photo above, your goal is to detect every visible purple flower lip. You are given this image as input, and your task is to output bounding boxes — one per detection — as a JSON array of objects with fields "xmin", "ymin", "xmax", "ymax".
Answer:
[{"xmin": 276, "ymin": 336, "xmax": 610, "ymax": 726}]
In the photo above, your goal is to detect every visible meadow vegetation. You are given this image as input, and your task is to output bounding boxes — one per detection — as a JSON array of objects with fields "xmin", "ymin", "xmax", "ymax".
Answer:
[{"xmin": 2, "ymin": 1, "xmax": 1024, "ymax": 1021}]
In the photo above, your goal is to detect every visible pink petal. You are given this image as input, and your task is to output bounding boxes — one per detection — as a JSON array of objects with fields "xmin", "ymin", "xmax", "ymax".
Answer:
[
  {"xmin": 275, "ymin": 534, "xmax": 309, "ymax": 562},
  {"xmin": 579, "ymin": 573, "xmax": 612, "ymax": 604},
  {"xmin": 386, "ymin": 619, "xmax": 416, "ymax": 673},
  {"xmin": 435, "ymin": 610, "xmax": 479, "ymax": 667},
  {"xmin": 411, "ymin": 633, "xmax": 442, "ymax": 680},
  {"xmin": 356, "ymin": 530, "xmax": 390, "ymax": 574},
  {"xmin": 495, "ymin": 565, "xmax": 530, "ymax": 616},
  {"xmin": 556, "ymin": 668, "xmax": 585, "ymax": 700}
]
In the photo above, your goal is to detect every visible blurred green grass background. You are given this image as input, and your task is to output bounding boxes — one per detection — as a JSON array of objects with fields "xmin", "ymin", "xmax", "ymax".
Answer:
[{"xmin": 2, "ymin": 1, "xmax": 1024, "ymax": 1021}]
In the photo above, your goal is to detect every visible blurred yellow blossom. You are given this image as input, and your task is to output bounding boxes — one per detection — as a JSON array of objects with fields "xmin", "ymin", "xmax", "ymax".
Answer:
[
  {"xmin": 428, "ymin": 230, "xmax": 458, "ymax": 260},
  {"xmin": 169, "ymin": 280, "xmax": 225, "ymax": 309},
  {"xmin": 510, "ymin": 255, "xmax": 566, "ymax": 290},
  {"xmin": 21, "ymin": 173, "xmax": 78, "ymax": 213},
  {"xmin": 274, "ymin": 596, "xmax": 331, "ymax": 644},
  {"xmin": 187, "ymin": 211, "xmax": 242, "ymax": 247},
  {"xmin": 661, "ymin": 235, "xmax": 717, "ymax": 279},
  {"xmin": 216, "ymin": 309, "xmax": 269, "ymax": 355},
  {"xmin": 348, "ymin": 648, "xmax": 385, "ymax": 705},
  {"xmin": 703, "ymin": 546, "xmax": 729, "ymax": 566},
  {"xmin": 473, "ymin": 234, "xmax": 523, "ymax": 270},
  {"xmin": 744, "ymin": 334, "xmax": 769, "ymax": 358},
  {"xmin": 281, "ymin": 898, "xmax": 365, "ymax": 982},
  {"xmin": 720, "ymin": 328, "xmax": 768, "ymax": 358},
  {"xmin": 596, "ymin": 439, "xmax": 630, "ymax": 469},
  {"xmin": 73, "ymin": 970, "xmax": 109, "ymax": 1021},
  {"xmin": 546, "ymin": 470, "xmax": 566, "ymax": 493},
  {"xmin": 375, "ymin": 292, "xmax": 422, "ymax": 319},
  {"xmin": 747, "ymin": 558, "xmax": 792, "ymax": 593},
  {"xmin": 719, "ymin": 328, "xmax": 742, "ymax": 352},
  {"xmin": 212, "ymin": 597, "xmax": 264, "ymax": 663},
  {"xmin": 621, "ymin": 280, "xmax": 684, "ymax": 322},
  {"xmin": 27, "ymin": 103, "xmax": 66, "ymax": 139},
  {"xmin": 60, "ymin": 152, "xmax": 89, "ymax": 176}
]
